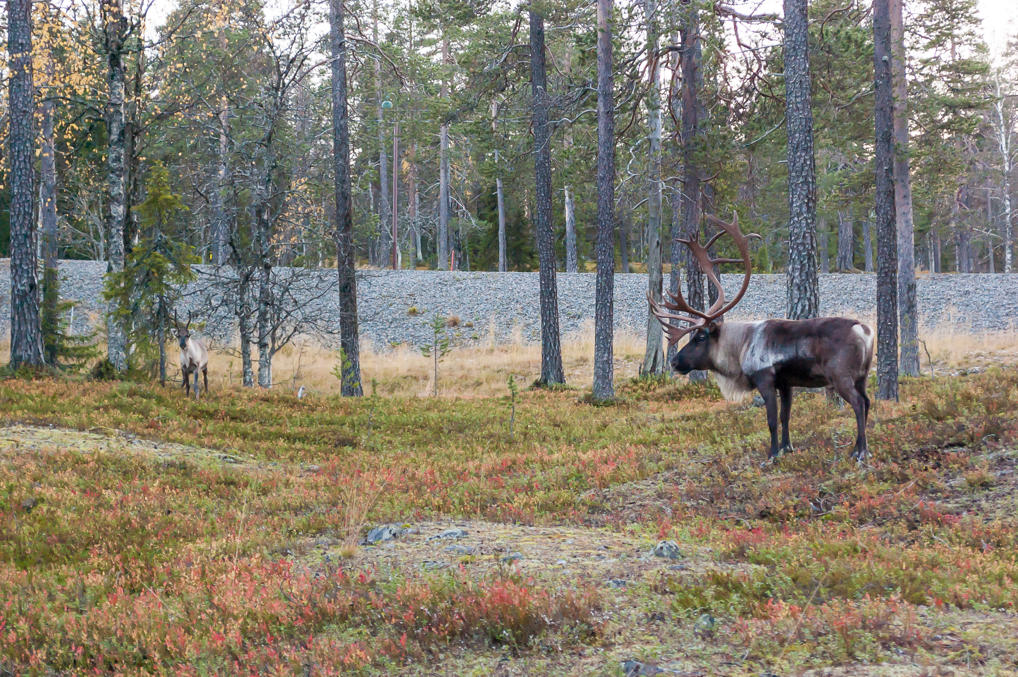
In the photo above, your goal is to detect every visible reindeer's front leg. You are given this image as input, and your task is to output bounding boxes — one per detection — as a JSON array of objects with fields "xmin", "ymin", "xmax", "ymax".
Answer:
[
  {"xmin": 778, "ymin": 382, "xmax": 794, "ymax": 455},
  {"xmin": 751, "ymin": 370, "xmax": 780, "ymax": 460},
  {"xmin": 182, "ymin": 368, "xmax": 191, "ymax": 397}
]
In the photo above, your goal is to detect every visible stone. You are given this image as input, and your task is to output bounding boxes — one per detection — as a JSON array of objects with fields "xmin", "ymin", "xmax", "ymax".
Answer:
[
  {"xmin": 427, "ymin": 528, "xmax": 468, "ymax": 541},
  {"xmin": 652, "ymin": 540, "xmax": 681, "ymax": 560},
  {"xmin": 695, "ymin": 612, "xmax": 716, "ymax": 636},
  {"xmin": 443, "ymin": 544, "xmax": 473, "ymax": 555},
  {"xmin": 363, "ymin": 524, "xmax": 404, "ymax": 545},
  {"xmin": 621, "ymin": 659, "xmax": 665, "ymax": 676},
  {"xmin": 501, "ymin": 552, "xmax": 523, "ymax": 563},
  {"xmin": 421, "ymin": 560, "xmax": 449, "ymax": 571},
  {"xmin": 9, "ymin": 264, "xmax": 1009, "ymax": 351}
]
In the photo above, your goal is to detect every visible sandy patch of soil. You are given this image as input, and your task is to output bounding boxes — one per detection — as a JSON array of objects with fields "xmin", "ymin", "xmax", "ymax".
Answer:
[{"xmin": 0, "ymin": 423, "xmax": 263, "ymax": 470}]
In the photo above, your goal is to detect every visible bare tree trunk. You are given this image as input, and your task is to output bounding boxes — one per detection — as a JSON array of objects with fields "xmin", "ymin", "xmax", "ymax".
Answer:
[
  {"xmin": 331, "ymin": 0, "xmax": 363, "ymax": 396},
  {"xmin": 255, "ymin": 177, "xmax": 274, "ymax": 388},
  {"xmin": 593, "ymin": 0, "xmax": 616, "ymax": 401},
  {"xmin": 564, "ymin": 186, "xmax": 578, "ymax": 272},
  {"xmin": 993, "ymin": 75, "xmax": 1015, "ymax": 273},
  {"xmin": 496, "ymin": 176, "xmax": 508, "ymax": 271},
  {"xmin": 783, "ymin": 0, "xmax": 820, "ymax": 320},
  {"xmin": 103, "ymin": 0, "xmax": 128, "ymax": 372},
  {"xmin": 891, "ymin": 0, "xmax": 918, "ymax": 376},
  {"xmin": 818, "ymin": 215, "xmax": 830, "ymax": 273},
  {"xmin": 7, "ymin": 0, "xmax": 44, "ymax": 368},
  {"xmin": 408, "ymin": 143, "xmax": 422, "ymax": 266},
  {"xmin": 619, "ymin": 211, "xmax": 630, "ymax": 273},
  {"xmin": 373, "ymin": 2, "xmax": 391, "ymax": 267},
  {"xmin": 40, "ymin": 63, "xmax": 58, "ymax": 272},
  {"xmin": 40, "ymin": 55, "xmax": 60, "ymax": 366},
  {"xmin": 863, "ymin": 217, "xmax": 874, "ymax": 272},
  {"xmin": 530, "ymin": 8, "xmax": 564, "ymax": 386},
  {"xmin": 212, "ymin": 96, "xmax": 231, "ymax": 265},
  {"xmin": 874, "ymin": 0, "xmax": 899, "ymax": 401},
  {"xmin": 836, "ymin": 209, "xmax": 853, "ymax": 270},
  {"xmin": 237, "ymin": 274, "xmax": 255, "ymax": 387},
  {"xmin": 437, "ymin": 37, "xmax": 451, "ymax": 270},
  {"xmin": 491, "ymin": 100, "xmax": 508, "ymax": 273},
  {"xmin": 671, "ymin": 3, "xmax": 705, "ymax": 373},
  {"xmin": 641, "ymin": 0, "xmax": 665, "ymax": 376}
]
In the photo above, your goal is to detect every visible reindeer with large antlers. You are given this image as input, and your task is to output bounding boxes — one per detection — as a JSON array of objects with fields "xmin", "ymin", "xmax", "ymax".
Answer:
[
  {"xmin": 175, "ymin": 312, "xmax": 209, "ymax": 400},
  {"xmin": 649, "ymin": 213, "xmax": 875, "ymax": 462}
]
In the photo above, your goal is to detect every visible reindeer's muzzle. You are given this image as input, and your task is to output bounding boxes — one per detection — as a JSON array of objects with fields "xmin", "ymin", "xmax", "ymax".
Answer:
[
  {"xmin": 671, "ymin": 352, "xmax": 694, "ymax": 375},
  {"xmin": 179, "ymin": 338, "xmax": 187, "ymax": 349}
]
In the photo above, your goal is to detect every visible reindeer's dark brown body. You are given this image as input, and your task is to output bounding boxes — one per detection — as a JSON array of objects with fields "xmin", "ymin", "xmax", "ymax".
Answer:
[
  {"xmin": 672, "ymin": 318, "xmax": 874, "ymax": 460},
  {"xmin": 648, "ymin": 213, "xmax": 876, "ymax": 463}
]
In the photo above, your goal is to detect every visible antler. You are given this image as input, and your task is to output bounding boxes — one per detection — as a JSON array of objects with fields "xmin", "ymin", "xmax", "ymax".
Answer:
[
  {"xmin": 702, "ymin": 211, "xmax": 760, "ymax": 319},
  {"xmin": 647, "ymin": 211, "xmax": 760, "ymax": 346}
]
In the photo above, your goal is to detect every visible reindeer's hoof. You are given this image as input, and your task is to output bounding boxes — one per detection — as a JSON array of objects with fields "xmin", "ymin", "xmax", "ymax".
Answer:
[
  {"xmin": 777, "ymin": 445, "xmax": 794, "ymax": 456},
  {"xmin": 852, "ymin": 449, "xmax": 870, "ymax": 466}
]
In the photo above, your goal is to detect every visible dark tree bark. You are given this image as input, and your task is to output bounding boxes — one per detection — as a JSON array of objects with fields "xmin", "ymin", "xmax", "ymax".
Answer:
[
  {"xmin": 102, "ymin": 0, "xmax": 129, "ymax": 371},
  {"xmin": 670, "ymin": 3, "xmax": 706, "ymax": 367},
  {"xmin": 874, "ymin": 0, "xmax": 899, "ymax": 401},
  {"xmin": 641, "ymin": 0, "xmax": 665, "ymax": 376},
  {"xmin": 530, "ymin": 8, "xmax": 564, "ymax": 385},
  {"xmin": 783, "ymin": 0, "xmax": 819, "ymax": 319},
  {"xmin": 7, "ymin": 0, "xmax": 44, "ymax": 368},
  {"xmin": 890, "ymin": 0, "xmax": 918, "ymax": 377},
  {"xmin": 593, "ymin": 0, "xmax": 616, "ymax": 401},
  {"xmin": 373, "ymin": 0, "xmax": 391, "ymax": 267},
  {"xmin": 331, "ymin": 0, "xmax": 363, "ymax": 396}
]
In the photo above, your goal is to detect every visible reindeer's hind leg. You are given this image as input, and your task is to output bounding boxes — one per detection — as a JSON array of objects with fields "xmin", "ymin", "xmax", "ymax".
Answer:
[
  {"xmin": 193, "ymin": 371, "xmax": 200, "ymax": 400},
  {"xmin": 833, "ymin": 377, "xmax": 868, "ymax": 463},
  {"xmin": 203, "ymin": 367, "xmax": 209, "ymax": 395},
  {"xmin": 855, "ymin": 378, "xmax": 870, "ymax": 423}
]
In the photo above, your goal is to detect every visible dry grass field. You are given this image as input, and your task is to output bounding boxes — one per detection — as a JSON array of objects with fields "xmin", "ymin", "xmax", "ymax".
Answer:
[{"xmin": 1, "ymin": 328, "xmax": 1018, "ymax": 674}]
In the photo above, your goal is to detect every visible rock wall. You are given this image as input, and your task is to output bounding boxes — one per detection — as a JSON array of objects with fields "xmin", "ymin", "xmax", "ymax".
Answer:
[{"xmin": 1, "ymin": 260, "xmax": 1013, "ymax": 349}]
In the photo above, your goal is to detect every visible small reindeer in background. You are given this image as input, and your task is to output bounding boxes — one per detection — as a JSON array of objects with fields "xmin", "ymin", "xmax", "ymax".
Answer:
[{"xmin": 175, "ymin": 311, "xmax": 209, "ymax": 400}]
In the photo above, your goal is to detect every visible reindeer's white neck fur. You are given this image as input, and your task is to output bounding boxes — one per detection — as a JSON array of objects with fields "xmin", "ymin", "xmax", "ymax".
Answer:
[
  {"xmin": 180, "ymin": 336, "xmax": 208, "ymax": 372},
  {"xmin": 710, "ymin": 321, "xmax": 757, "ymax": 402}
]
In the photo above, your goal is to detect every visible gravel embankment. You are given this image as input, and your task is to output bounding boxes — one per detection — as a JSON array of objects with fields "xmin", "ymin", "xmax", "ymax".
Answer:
[{"xmin": 1, "ymin": 260, "xmax": 1014, "ymax": 349}]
